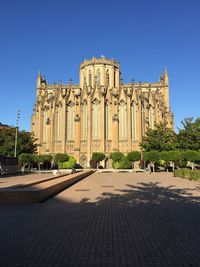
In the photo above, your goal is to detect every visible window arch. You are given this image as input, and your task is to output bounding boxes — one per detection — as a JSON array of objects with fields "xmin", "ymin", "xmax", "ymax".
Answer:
[
  {"xmin": 92, "ymin": 99, "xmax": 100, "ymax": 140},
  {"xmin": 67, "ymin": 102, "xmax": 74, "ymax": 141},
  {"xmin": 119, "ymin": 101, "xmax": 127, "ymax": 140}
]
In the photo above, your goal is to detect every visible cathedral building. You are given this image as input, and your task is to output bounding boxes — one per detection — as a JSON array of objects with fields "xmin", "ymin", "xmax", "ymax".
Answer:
[{"xmin": 31, "ymin": 57, "xmax": 174, "ymax": 167}]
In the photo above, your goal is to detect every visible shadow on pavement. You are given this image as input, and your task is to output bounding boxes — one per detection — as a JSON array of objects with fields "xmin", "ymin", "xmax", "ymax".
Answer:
[{"xmin": 0, "ymin": 181, "xmax": 200, "ymax": 266}]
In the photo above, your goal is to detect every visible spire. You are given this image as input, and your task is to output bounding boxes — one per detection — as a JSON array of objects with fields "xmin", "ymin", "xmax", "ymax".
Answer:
[
  {"xmin": 163, "ymin": 66, "xmax": 168, "ymax": 84},
  {"xmin": 37, "ymin": 69, "xmax": 42, "ymax": 88},
  {"xmin": 164, "ymin": 66, "xmax": 168, "ymax": 76}
]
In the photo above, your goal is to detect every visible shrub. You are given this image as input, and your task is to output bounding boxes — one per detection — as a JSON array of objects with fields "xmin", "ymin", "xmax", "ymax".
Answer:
[
  {"xmin": 127, "ymin": 151, "xmax": 141, "ymax": 168},
  {"xmin": 174, "ymin": 169, "xmax": 200, "ymax": 180},
  {"xmin": 114, "ymin": 157, "xmax": 132, "ymax": 169},
  {"xmin": 62, "ymin": 156, "xmax": 76, "ymax": 169},
  {"xmin": 92, "ymin": 152, "xmax": 105, "ymax": 162},
  {"xmin": 54, "ymin": 153, "xmax": 69, "ymax": 169},
  {"xmin": 110, "ymin": 152, "xmax": 124, "ymax": 163}
]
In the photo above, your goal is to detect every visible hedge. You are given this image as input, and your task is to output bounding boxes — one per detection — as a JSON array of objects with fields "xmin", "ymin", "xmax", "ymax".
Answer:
[
  {"xmin": 174, "ymin": 169, "xmax": 200, "ymax": 180},
  {"xmin": 62, "ymin": 156, "xmax": 76, "ymax": 169}
]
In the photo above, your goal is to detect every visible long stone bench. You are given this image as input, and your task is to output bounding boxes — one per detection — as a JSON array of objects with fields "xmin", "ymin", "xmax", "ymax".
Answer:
[
  {"xmin": 0, "ymin": 170, "xmax": 94, "ymax": 204},
  {"xmin": 97, "ymin": 169, "xmax": 147, "ymax": 173}
]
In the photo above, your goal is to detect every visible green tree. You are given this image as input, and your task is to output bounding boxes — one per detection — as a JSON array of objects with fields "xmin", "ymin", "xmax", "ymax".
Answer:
[
  {"xmin": 110, "ymin": 152, "xmax": 124, "ymax": 163},
  {"xmin": 54, "ymin": 153, "xmax": 69, "ymax": 169},
  {"xmin": 92, "ymin": 152, "xmax": 105, "ymax": 169},
  {"xmin": 183, "ymin": 150, "xmax": 200, "ymax": 170},
  {"xmin": 143, "ymin": 151, "xmax": 160, "ymax": 172},
  {"xmin": 18, "ymin": 153, "xmax": 36, "ymax": 170},
  {"xmin": 34, "ymin": 154, "xmax": 53, "ymax": 171},
  {"xmin": 177, "ymin": 118, "xmax": 200, "ymax": 150},
  {"xmin": 127, "ymin": 151, "xmax": 141, "ymax": 169},
  {"xmin": 160, "ymin": 150, "xmax": 182, "ymax": 171},
  {"xmin": 0, "ymin": 128, "xmax": 37, "ymax": 156},
  {"xmin": 140, "ymin": 122, "xmax": 176, "ymax": 152}
]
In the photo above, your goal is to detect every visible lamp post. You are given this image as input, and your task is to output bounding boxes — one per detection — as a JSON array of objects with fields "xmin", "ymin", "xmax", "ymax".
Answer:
[{"xmin": 14, "ymin": 110, "xmax": 20, "ymax": 157}]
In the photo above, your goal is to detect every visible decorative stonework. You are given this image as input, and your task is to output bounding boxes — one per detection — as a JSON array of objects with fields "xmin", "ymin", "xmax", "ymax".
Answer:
[{"xmin": 32, "ymin": 57, "xmax": 173, "ymax": 166}]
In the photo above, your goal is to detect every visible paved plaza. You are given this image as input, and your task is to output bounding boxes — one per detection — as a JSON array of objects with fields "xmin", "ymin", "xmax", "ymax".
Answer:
[{"xmin": 0, "ymin": 172, "xmax": 200, "ymax": 266}]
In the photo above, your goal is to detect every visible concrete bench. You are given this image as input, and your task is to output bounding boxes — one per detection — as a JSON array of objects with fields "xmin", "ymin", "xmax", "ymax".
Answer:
[{"xmin": 0, "ymin": 170, "xmax": 94, "ymax": 204}]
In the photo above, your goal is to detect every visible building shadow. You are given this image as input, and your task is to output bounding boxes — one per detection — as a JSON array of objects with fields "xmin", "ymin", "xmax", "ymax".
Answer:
[{"xmin": 0, "ymin": 181, "xmax": 200, "ymax": 266}]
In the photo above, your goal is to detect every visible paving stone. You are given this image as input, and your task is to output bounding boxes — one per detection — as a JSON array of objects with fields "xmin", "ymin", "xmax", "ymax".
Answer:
[{"xmin": 0, "ymin": 172, "xmax": 200, "ymax": 266}]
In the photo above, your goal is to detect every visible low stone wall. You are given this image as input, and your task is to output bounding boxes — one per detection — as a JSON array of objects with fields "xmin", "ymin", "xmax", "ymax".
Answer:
[{"xmin": 0, "ymin": 170, "xmax": 94, "ymax": 204}]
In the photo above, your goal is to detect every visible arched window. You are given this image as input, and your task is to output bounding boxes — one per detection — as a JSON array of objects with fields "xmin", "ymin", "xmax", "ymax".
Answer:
[
  {"xmin": 97, "ymin": 69, "xmax": 100, "ymax": 87},
  {"xmin": 119, "ymin": 101, "xmax": 127, "ymax": 140},
  {"xmin": 131, "ymin": 103, "xmax": 136, "ymax": 140},
  {"xmin": 42, "ymin": 108, "xmax": 48, "ymax": 142},
  {"xmin": 57, "ymin": 106, "xmax": 62, "ymax": 141},
  {"xmin": 105, "ymin": 102, "xmax": 111, "ymax": 140},
  {"xmin": 92, "ymin": 100, "xmax": 100, "ymax": 140},
  {"xmin": 89, "ymin": 70, "xmax": 92, "ymax": 86},
  {"xmin": 81, "ymin": 101, "xmax": 88, "ymax": 140},
  {"xmin": 67, "ymin": 102, "xmax": 74, "ymax": 141}
]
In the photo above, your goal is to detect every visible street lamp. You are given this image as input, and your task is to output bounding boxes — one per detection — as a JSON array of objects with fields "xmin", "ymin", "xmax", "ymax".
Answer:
[{"xmin": 14, "ymin": 110, "xmax": 20, "ymax": 157}]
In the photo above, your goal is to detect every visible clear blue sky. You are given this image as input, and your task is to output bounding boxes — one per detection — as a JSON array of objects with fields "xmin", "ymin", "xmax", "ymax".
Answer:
[{"xmin": 0, "ymin": 0, "xmax": 200, "ymax": 132}]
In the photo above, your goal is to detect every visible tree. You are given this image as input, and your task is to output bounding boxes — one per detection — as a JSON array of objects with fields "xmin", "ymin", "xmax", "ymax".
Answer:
[
  {"xmin": 92, "ymin": 152, "xmax": 105, "ymax": 169},
  {"xmin": 127, "ymin": 151, "xmax": 141, "ymax": 169},
  {"xmin": 143, "ymin": 151, "xmax": 160, "ymax": 172},
  {"xmin": 183, "ymin": 150, "xmax": 200, "ymax": 170},
  {"xmin": 54, "ymin": 153, "xmax": 69, "ymax": 169},
  {"xmin": 110, "ymin": 152, "xmax": 124, "ymax": 163},
  {"xmin": 34, "ymin": 154, "xmax": 53, "ymax": 171},
  {"xmin": 140, "ymin": 122, "xmax": 176, "ymax": 152},
  {"xmin": 18, "ymin": 153, "xmax": 36, "ymax": 170},
  {"xmin": 160, "ymin": 150, "xmax": 182, "ymax": 171},
  {"xmin": 0, "ymin": 128, "xmax": 37, "ymax": 156},
  {"xmin": 177, "ymin": 118, "xmax": 200, "ymax": 150}
]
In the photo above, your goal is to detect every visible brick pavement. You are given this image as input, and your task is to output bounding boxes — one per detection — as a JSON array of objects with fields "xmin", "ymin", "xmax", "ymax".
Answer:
[{"xmin": 0, "ymin": 172, "xmax": 200, "ymax": 266}]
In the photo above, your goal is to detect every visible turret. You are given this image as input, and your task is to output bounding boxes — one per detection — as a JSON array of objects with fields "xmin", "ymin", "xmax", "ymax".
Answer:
[{"xmin": 79, "ymin": 57, "xmax": 120, "ymax": 89}]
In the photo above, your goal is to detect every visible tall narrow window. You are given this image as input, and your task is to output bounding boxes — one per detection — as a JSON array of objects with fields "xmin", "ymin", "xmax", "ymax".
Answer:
[
  {"xmin": 89, "ymin": 70, "xmax": 92, "ymax": 86},
  {"xmin": 105, "ymin": 102, "xmax": 111, "ymax": 140},
  {"xmin": 119, "ymin": 102, "xmax": 127, "ymax": 140},
  {"xmin": 42, "ymin": 108, "xmax": 48, "ymax": 142},
  {"xmin": 92, "ymin": 100, "xmax": 100, "ymax": 140},
  {"xmin": 149, "ymin": 107, "xmax": 153, "ymax": 128},
  {"xmin": 106, "ymin": 69, "xmax": 109, "ymax": 86},
  {"xmin": 131, "ymin": 103, "xmax": 136, "ymax": 140},
  {"xmin": 57, "ymin": 107, "xmax": 62, "ymax": 141},
  {"xmin": 114, "ymin": 69, "xmax": 116, "ymax": 87},
  {"xmin": 97, "ymin": 69, "xmax": 100, "ymax": 87},
  {"xmin": 81, "ymin": 101, "xmax": 88, "ymax": 140},
  {"xmin": 67, "ymin": 103, "xmax": 74, "ymax": 141}
]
